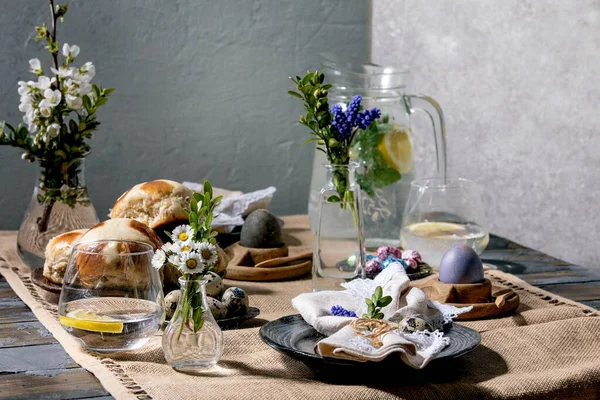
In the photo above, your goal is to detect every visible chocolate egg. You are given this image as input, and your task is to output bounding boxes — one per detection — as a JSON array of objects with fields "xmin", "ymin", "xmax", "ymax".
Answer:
[
  {"xmin": 204, "ymin": 271, "xmax": 224, "ymax": 298},
  {"xmin": 207, "ymin": 297, "xmax": 228, "ymax": 319},
  {"xmin": 399, "ymin": 316, "xmax": 432, "ymax": 333},
  {"xmin": 439, "ymin": 244, "xmax": 484, "ymax": 284},
  {"xmin": 221, "ymin": 287, "xmax": 249, "ymax": 317}
]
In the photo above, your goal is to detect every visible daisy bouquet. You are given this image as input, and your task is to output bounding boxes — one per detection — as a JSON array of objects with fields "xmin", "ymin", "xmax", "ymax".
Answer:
[
  {"xmin": 0, "ymin": 1, "xmax": 113, "ymax": 232},
  {"xmin": 152, "ymin": 181, "xmax": 223, "ymax": 335}
]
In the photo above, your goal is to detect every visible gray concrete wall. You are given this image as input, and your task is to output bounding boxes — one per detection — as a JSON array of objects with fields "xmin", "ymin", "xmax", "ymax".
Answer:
[
  {"xmin": 372, "ymin": 0, "xmax": 600, "ymax": 268},
  {"xmin": 0, "ymin": 0, "xmax": 370, "ymax": 225}
]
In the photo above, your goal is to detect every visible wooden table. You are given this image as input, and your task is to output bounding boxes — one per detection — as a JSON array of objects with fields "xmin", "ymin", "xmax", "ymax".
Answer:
[{"xmin": 1, "ymin": 233, "xmax": 599, "ymax": 400}]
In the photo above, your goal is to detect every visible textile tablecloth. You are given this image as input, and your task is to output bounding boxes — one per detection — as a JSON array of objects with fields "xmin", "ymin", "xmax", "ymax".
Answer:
[{"xmin": 1, "ymin": 216, "xmax": 599, "ymax": 400}]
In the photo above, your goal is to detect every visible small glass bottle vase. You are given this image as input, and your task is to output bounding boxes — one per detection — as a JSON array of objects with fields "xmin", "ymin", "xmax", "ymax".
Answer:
[
  {"xmin": 17, "ymin": 158, "xmax": 99, "ymax": 269},
  {"xmin": 312, "ymin": 162, "xmax": 366, "ymax": 292},
  {"xmin": 162, "ymin": 278, "xmax": 223, "ymax": 371}
]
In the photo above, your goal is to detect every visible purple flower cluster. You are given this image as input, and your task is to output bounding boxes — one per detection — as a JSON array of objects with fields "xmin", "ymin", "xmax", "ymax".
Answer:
[
  {"xmin": 330, "ymin": 305, "xmax": 358, "ymax": 318},
  {"xmin": 330, "ymin": 95, "xmax": 381, "ymax": 140}
]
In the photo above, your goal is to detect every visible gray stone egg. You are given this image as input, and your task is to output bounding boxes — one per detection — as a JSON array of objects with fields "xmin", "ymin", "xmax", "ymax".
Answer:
[
  {"xmin": 204, "ymin": 271, "xmax": 224, "ymax": 298},
  {"xmin": 164, "ymin": 290, "xmax": 181, "ymax": 319},
  {"xmin": 240, "ymin": 209, "xmax": 283, "ymax": 248},
  {"xmin": 221, "ymin": 287, "xmax": 249, "ymax": 317},
  {"xmin": 439, "ymin": 244, "xmax": 484, "ymax": 284},
  {"xmin": 399, "ymin": 316, "xmax": 432, "ymax": 333},
  {"xmin": 207, "ymin": 297, "xmax": 228, "ymax": 320}
]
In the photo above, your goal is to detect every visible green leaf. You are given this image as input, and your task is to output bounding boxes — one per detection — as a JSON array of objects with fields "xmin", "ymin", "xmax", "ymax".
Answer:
[
  {"xmin": 287, "ymin": 90, "xmax": 303, "ymax": 99},
  {"xmin": 327, "ymin": 195, "xmax": 340, "ymax": 203},
  {"xmin": 374, "ymin": 286, "xmax": 383, "ymax": 300},
  {"xmin": 301, "ymin": 137, "xmax": 319, "ymax": 145},
  {"xmin": 190, "ymin": 199, "xmax": 198, "ymax": 213},
  {"xmin": 193, "ymin": 192, "xmax": 203, "ymax": 203},
  {"xmin": 203, "ymin": 181, "xmax": 212, "ymax": 198},
  {"xmin": 365, "ymin": 298, "xmax": 373, "ymax": 307},
  {"xmin": 379, "ymin": 296, "xmax": 393, "ymax": 307},
  {"xmin": 374, "ymin": 168, "xmax": 401, "ymax": 188},
  {"xmin": 374, "ymin": 312, "xmax": 385, "ymax": 320},
  {"xmin": 69, "ymin": 119, "xmax": 78, "ymax": 134}
]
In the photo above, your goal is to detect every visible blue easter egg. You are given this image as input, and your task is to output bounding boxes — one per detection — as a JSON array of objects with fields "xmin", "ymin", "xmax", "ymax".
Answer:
[{"xmin": 439, "ymin": 244, "xmax": 484, "ymax": 284}]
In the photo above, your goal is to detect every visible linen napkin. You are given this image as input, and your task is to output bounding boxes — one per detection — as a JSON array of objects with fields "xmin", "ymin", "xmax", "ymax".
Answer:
[
  {"xmin": 291, "ymin": 264, "xmax": 472, "ymax": 368},
  {"xmin": 183, "ymin": 183, "xmax": 276, "ymax": 233}
]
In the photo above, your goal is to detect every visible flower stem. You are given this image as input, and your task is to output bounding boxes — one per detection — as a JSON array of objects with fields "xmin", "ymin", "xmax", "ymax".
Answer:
[
  {"xmin": 48, "ymin": 0, "xmax": 60, "ymax": 90},
  {"xmin": 36, "ymin": 202, "xmax": 55, "ymax": 233}
]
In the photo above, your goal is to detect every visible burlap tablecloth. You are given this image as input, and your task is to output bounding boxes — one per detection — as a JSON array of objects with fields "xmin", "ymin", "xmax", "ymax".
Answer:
[{"xmin": 1, "ymin": 216, "xmax": 599, "ymax": 400}]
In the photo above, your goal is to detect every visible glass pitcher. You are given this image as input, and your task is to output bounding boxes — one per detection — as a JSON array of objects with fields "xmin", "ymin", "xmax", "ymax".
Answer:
[{"xmin": 308, "ymin": 56, "xmax": 447, "ymax": 250}]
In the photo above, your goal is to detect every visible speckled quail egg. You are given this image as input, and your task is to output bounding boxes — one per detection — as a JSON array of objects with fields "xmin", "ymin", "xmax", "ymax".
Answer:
[
  {"xmin": 399, "ymin": 316, "xmax": 432, "ymax": 333},
  {"xmin": 207, "ymin": 296, "xmax": 228, "ymax": 320},
  {"xmin": 204, "ymin": 271, "xmax": 225, "ymax": 298},
  {"xmin": 164, "ymin": 290, "xmax": 181, "ymax": 319},
  {"xmin": 221, "ymin": 287, "xmax": 249, "ymax": 317}
]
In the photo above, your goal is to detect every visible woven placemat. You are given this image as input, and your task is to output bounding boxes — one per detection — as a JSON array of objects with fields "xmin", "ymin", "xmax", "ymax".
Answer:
[{"xmin": 1, "ymin": 218, "xmax": 599, "ymax": 400}]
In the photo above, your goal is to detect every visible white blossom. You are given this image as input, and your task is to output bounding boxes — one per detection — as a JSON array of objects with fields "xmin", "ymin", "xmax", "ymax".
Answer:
[
  {"xmin": 62, "ymin": 43, "xmax": 80, "ymax": 59},
  {"xmin": 64, "ymin": 79, "xmax": 79, "ymax": 95},
  {"xmin": 46, "ymin": 123, "xmax": 61, "ymax": 138},
  {"xmin": 196, "ymin": 242, "xmax": 218, "ymax": 266},
  {"xmin": 17, "ymin": 81, "xmax": 29, "ymax": 96},
  {"xmin": 173, "ymin": 225, "xmax": 194, "ymax": 244},
  {"xmin": 28, "ymin": 58, "xmax": 41, "ymax": 74},
  {"xmin": 44, "ymin": 89, "xmax": 62, "ymax": 107},
  {"xmin": 51, "ymin": 66, "xmax": 73, "ymax": 78},
  {"xmin": 18, "ymin": 95, "xmax": 33, "ymax": 113},
  {"xmin": 78, "ymin": 82, "xmax": 93, "ymax": 96},
  {"xmin": 36, "ymin": 75, "xmax": 53, "ymax": 91},
  {"xmin": 77, "ymin": 62, "xmax": 95, "ymax": 82},
  {"xmin": 178, "ymin": 251, "xmax": 205, "ymax": 275},
  {"xmin": 38, "ymin": 99, "xmax": 52, "ymax": 117},
  {"xmin": 65, "ymin": 94, "xmax": 82, "ymax": 110}
]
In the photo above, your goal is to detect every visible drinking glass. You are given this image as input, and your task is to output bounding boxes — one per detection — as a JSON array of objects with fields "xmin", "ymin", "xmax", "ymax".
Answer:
[
  {"xmin": 400, "ymin": 178, "xmax": 489, "ymax": 268},
  {"xmin": 58, "ymin": 240, "xmax": 165, "ymax": 353}
]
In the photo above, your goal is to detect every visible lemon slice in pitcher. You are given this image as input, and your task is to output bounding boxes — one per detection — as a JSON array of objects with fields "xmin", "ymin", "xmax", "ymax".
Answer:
[
  {"xmin": 378, "ymin": 126, "xmax": 414, "ymax": 173},
  {"xmin": 60, "ymin": 309, "xmax": 124, "ymax": 333}
]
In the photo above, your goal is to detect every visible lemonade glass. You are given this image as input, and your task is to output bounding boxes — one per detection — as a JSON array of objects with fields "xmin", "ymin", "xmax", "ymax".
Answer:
[{"xmin": 58, "ymin": 240, "xmax": 165, "ymax": 353}]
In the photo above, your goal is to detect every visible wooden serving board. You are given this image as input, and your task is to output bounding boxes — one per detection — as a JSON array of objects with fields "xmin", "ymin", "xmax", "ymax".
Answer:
[
  {"xmin": 225, "ymin": 242, "xmax": 312, "ymax": 281},
  {"xmin": 412, "ymin": 273, "xmax": 520, "ymax": 320}
]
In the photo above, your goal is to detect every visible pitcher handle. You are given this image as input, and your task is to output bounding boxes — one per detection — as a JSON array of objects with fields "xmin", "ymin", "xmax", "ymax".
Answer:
[{"xmin": 405, "ymin": 94, "xmax": 448, "ymax": 179}]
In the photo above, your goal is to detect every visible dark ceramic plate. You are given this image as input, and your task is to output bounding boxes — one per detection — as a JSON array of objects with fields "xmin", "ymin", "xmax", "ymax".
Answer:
[
  {"xmin": 365, "ymin": 264, "xmax": 433, "ymax": 281},
  {"xmin": 164, "ymin": 306, "xmax": 260, "ymax": 330},
  {"xmin": 259, "ymin": 314, "xmax": 480, "ymax": 371}
]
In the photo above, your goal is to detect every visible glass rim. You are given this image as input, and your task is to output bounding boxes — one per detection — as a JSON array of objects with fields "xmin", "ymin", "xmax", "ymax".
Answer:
[
  {"xmin": 321, "ymin": 60, "xmax": 409, "ymax": 77},
  {"xmin": 178, "ymin": 276, "xmax": 209, "ymax": 284},
  {"xmin": 410, "ymin": 177, "xmax": 480, "ymax": 189},
  {"xmin": 73, "ymin": 240, "xmax": 154, "ymax": 255}
]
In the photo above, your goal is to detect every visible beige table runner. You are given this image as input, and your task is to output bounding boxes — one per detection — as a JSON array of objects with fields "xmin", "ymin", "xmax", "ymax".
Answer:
[{"xmin": 1, "ymin": 217, "xmax": 599, "ymax": 400}]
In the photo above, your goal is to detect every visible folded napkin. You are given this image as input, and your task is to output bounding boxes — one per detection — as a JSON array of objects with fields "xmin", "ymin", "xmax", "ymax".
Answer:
[
  {"xmin": 292, "ymin": 264, "xmax": 472, "ymax": 369},
  {"xmin": 183, "ymin": 183, "xmax": 276, "ymax": 233}
]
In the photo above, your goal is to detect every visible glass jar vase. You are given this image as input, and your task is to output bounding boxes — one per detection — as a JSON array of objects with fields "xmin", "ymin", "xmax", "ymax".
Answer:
[
  {"xmin": 162, "ymin": 277, "xmax": 223, "ymax": 371},
  {"xmin": 312, "ymin": 162, "xmax": 366, "ymax": 292},
  {"xmin": 17, "ymin": 158, "xmax": 99, "ymax": 269}
]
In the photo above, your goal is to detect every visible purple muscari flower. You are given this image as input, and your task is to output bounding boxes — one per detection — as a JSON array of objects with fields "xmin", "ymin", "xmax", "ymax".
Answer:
[
  {"xmin": 356, "ymin": 107, "xmax": 382, "ymax": 130},
  {"xmin": 331, "ymin": 305, "xmax": 358, "ymax": 318},
  {"xmin": 346, "ymin": 95, "xmax": 362, "ymax": 125},
  {"xmin": 331, "ymin": 105, "xmax": 352, "ymax": 140}
]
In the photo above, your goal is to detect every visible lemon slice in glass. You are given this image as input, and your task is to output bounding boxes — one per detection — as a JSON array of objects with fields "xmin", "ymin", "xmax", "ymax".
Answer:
[
  {"xmin": 378, "ymin": 126, "xmax": 414, "ymax": 173},
  {"xmin": 60, "ymin": 309, "xmax": 124, "ymax": 333}
]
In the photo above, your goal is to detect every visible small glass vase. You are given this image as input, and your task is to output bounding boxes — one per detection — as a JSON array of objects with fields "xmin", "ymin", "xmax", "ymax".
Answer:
[
  {"xmin": 17, "ymin": 158, "xmax": 99, "ymax": 269},
  {"xmin": 17, "ymin": 159, "xmax": 99, "ymax": 269},
  {"xmin": 162, "ymin": 277, "xmax": 223, "ymax": 371},
  {"xmin": 312, "ymin": 162, "xmax": 366, "ymax": 292}
]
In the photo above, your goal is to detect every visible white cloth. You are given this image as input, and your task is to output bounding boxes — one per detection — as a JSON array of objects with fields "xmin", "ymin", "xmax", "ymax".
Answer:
[
  {"xmin": 291, "ymin": 264, "xmax": 473, "ymax": 369},
  {"xmin": 183, "ymin": 183, "xmax": 276, "ymax": 233}
]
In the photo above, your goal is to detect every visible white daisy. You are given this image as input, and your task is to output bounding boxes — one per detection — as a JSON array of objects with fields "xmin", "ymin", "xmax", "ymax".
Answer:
[
  {"xmin": 196, "ymin": 242, "xmax": 218, "ymax": 266},
  {"xmin": 178, "ymin": 251, "xmax": 205, "ymax": 275},
  {"xmin": 172, "ymin": 225, "xmax": 194, "ymax": 244},
  {"xmin": 178, "ymin": 240, "xmax": 194, "ymax": 253},
  {"xmin": 168, "ymin": 253, "xmax": 181, "ymax": 267},
  {"xmin": 160, "ymin": 242, "xmax": 174, "ymax": 253},
  {"xmin": 151, "ymin": 249, "xmax": 166, "ymax": 270}
]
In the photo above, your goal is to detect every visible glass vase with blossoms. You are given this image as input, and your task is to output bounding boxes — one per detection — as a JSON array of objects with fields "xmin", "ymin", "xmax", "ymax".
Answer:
[
  {"xmin": 154, "ymin": 181, "xmax": 224, "ymax": 372},
  {"xmin": 0, "ymin": 2, "xmax": 113, "ymax": 268},
  {"xmin": 289, "ymin": 71, "xmax": 381, "ymax": 291}
]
